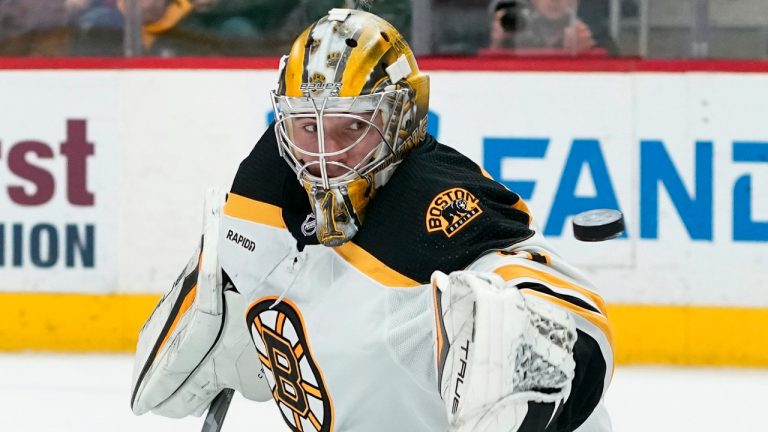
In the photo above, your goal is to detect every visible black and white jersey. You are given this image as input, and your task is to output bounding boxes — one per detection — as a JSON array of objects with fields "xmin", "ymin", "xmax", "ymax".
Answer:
[{"xmin": 218, "ymin": 126, "xmax": 613, "ymax": 432}]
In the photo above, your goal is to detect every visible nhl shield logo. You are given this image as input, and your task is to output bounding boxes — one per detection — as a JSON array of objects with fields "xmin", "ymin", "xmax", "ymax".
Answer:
[
  {"xmin": 301, "ymin": 213, "xmax": 317, "ymax": 237},
  {"xmin": 426, "ymin": 187, "xmax": 483, "ymax": 237},
  {"xmin": 247, "ymin": 297, "xmax": 334, "ymax": 432}
]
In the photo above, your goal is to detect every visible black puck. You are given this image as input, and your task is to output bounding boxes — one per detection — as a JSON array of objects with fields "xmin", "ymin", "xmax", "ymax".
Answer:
[{"xmin": 572, "ymin": 209, "xmax": 625, "ymax": 242}]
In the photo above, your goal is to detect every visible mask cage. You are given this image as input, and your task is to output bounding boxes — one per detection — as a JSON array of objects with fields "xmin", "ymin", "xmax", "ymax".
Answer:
[{"xmin": 271, "ymin": 88, "xmax": 410, "ymax": 190}]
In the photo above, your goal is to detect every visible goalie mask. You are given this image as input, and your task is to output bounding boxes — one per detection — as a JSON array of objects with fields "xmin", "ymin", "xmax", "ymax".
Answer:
[{"xmin": 272, "ymin": 8, "xmax": 430, "ymax": 247}]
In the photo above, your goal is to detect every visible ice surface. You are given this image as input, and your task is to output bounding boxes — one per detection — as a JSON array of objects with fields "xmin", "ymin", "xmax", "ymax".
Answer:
[{"xmin": 0, "ymin": 354, "xmax": 765, "ymax": 431}]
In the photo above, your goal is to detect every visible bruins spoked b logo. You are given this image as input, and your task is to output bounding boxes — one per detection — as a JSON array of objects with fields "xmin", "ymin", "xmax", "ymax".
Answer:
[
  {"xmin": 247, "ymin": 297, "xmax": 333, "ymax": 432},
  {"xmin": 426, "ymin": 188, "xmax": 483, "ymax": 237}
]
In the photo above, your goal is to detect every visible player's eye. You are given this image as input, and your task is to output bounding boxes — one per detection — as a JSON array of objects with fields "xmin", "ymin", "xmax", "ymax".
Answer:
[
  {"xmin": 349, "ymin": 121, "xmax": 364, "ymax": 131},
  {"xmin": 303, "ymin": 123, "xmax": 317, "ymax": 133}
]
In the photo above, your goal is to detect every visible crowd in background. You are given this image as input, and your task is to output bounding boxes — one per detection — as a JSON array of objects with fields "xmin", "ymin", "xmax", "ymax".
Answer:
[
  {"xmin": 0, "ymin": 0, "xmax": 766, "ymax": 59},
  {"xmin": 486, "ymin": 0, "xmax": 618, "ymax": 56},
  {"xmin": 0, "ymin": 0, "xmax": 411, "ymax": 56}
]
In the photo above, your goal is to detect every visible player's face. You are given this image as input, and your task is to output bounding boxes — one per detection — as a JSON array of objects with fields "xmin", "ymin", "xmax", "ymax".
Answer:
[
  {"xmin": 531, "ymin": 0, "xmax": 574, "ymax": 20},
  {"xmin": 289, "ymin": 113, "xmax": 385, "ymax": 178}
]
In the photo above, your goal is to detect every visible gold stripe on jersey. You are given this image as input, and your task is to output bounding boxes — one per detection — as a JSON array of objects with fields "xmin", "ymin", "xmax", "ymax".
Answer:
[
  {"xmin": 494, "ymin": 264, "xmax": 608, "ymax": 316},
  {"xmin": 224, "ymin": 193, "xmax": 286, "ymax": 229},
  {"xmin": 334, "ymin": 242, "xmax": 421, "ymax": 287}
]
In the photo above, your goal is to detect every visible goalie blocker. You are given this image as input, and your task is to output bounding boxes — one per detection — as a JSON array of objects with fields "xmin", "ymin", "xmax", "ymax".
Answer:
[{"xmin": 130, "ymin": 189, "xmax": 270, "ymax": 418}]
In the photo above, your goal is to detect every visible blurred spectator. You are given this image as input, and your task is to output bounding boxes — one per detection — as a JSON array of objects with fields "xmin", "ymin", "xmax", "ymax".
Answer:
[
  {"xmin": 68, "ymin": 0, "xmax": 125, "ymax": 56},
  {"xmin": 147, "ymin": 0, "xmax": 412, "ymax": 56},
  {"xmin": 69, "ymin": 0, "xmax": 193, "ymax": 56},
  {"xmin": 0, "ymin": 0, "xmax": 70, "ymax": 56},
  {"xmin": 488, "ymin": 0, "xmax": 618, "ymax": 55},
  {"xmin": 0, "ymin": 0, "xmax": 410, "ymax": 57},
  {"xmin": 68, "ymin": 0, "xmax": 411, "ymax": 57},
  {"xmin": 146, "ymin": 0, "xmax": 300, "ymax": 56}
]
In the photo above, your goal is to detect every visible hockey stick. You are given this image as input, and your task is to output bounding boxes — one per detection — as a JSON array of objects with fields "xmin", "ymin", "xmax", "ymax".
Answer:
[{"xmin": 201, "ymin": 388, "xmax": 235, "ymax": 432}]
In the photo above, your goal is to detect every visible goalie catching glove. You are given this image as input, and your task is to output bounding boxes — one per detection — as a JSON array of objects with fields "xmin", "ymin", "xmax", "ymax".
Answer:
[
  {"xmin": 130, "ymin": 189, "xmax": 271, "ymax": 418},
  {"xmin": 432, "ymin": 270, "xmax": 577, "ymax": 432}
]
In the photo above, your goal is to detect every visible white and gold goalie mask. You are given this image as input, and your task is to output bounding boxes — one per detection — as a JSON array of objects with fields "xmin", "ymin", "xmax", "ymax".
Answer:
[{"xmin": 272, "ymin": 8, "xmax": 429, "ymax": 246}]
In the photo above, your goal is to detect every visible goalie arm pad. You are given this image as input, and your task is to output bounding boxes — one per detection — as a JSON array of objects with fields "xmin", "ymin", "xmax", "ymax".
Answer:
[
  {"xmin": 130, "ymin": 189, "xmax": 271, "ymax": 418},
  {"xmin": 478, "ymin": 245, "xmax": 614, "ymax": 431},
  {"xmin": 432, "ymin": 244, "xmax": 613, "ymax": 432}
]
